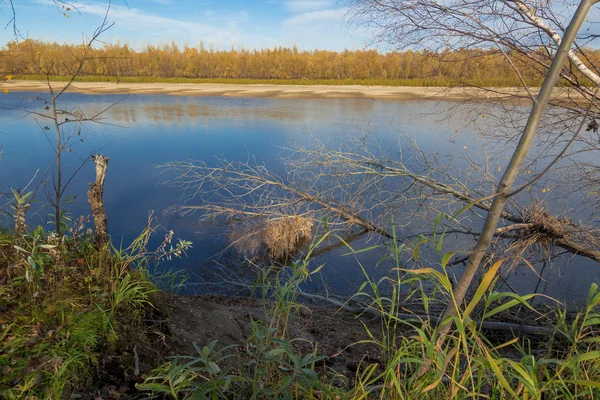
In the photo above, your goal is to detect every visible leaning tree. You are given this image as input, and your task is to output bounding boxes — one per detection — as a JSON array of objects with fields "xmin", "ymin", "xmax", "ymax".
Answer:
[{"xmin": 164, "ymin": 0, "xmax": 600, "ymax": 315}]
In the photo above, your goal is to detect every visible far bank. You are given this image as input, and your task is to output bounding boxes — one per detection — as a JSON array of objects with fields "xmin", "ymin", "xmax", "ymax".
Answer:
[{"xmin": 3, "ymin": 79, "xmax": 546, "ymax": 101}]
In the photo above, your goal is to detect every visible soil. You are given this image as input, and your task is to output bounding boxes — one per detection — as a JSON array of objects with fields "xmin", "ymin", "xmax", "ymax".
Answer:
[
  {"xmin": 85, "ymin": 293, "xmax": 388, "ymax": 399},
  {"xmin": 58, "ymin": 291, "xmax": 561, "ymax": 398},
  {"xmin": 165, "ymin": 294, "xmax": 385, "ymax": 379}
]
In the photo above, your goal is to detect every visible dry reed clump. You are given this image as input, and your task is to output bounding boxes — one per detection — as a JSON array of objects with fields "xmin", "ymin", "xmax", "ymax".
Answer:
[
  {"xmin": 509, "ymin": 206, "xmax": 567, "ymax": 260},
  {"xmin": 527, "ymin": 207, "xmax": 566, "ymax": 243},
  {"xmin": 263, "ymin": 216, "xmax": 314, "ymax": 260},
  {"xmin": 229, "ymin": 216, "xmax": 314, "ymax": 261}
]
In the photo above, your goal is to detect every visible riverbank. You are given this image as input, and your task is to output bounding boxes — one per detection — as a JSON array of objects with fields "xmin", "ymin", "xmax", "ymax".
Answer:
[
  {"xmin": 3, "ymin": 79, "xmax": 540, "ymax": 101},
  {"xmin": 2, "ymin": 219, "xmax": 599, "ymax": 398}
]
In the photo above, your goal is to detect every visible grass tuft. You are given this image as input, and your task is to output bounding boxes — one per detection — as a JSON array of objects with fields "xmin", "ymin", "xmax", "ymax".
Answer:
[{"xmin": 0, "ymin": 217, "xmax": 179, "ymax": 398}]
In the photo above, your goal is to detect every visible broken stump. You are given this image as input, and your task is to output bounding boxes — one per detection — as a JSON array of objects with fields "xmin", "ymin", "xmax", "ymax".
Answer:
[{"xmin": 87, "ymin": 154, "xmax": 109, "ymax": 249}]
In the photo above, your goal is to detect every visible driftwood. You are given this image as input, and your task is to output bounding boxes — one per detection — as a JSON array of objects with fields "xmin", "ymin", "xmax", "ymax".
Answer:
[
  {"xmin": 87, "ymin": 154, "xmax": 109, "ymax": 249},
  {"xmin": 297, "ymin": 291, "xmax": 559, "ymax": 337},
  {"xmin": 293, "ymin": 145, "xmax": 600, "ymax": 264},
  {"xmin": 166, "ymin": 158, "xmax": 600, "ymax": 265}
]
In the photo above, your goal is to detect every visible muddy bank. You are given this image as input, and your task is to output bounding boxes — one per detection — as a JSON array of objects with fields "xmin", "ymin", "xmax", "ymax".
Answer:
[
  {"xmin": 70, "ymin": 293, "xmax": 386, "ymax": 398},
  {"xmin": 165, "ymin": 294, "xmax": 385, "ymax": 379},
  {"xmin": 76, "ymin": 292, "xmax": 560, "ymax": 398}
]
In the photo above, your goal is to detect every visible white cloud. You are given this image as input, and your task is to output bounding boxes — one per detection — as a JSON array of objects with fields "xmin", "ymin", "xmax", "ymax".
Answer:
[
  {"xmin": 283, "ymin": 8, "xmax": 347, "ymax": 26},
  {"xmin": 202, "ymin": 9, "xmax": 249, "ymax": 27},
  {"xmin": 14, "ymin": 0, "xmax": 370, "ymax": 51},
  {"xmin": 279, "ymin": 0, "xmax": 366, "ymax": 50},
  {"xmin": 285, "ymin": 0, "xmax": 333, "ymax": 13},
  {"xmin": 280, "ymin": 7, "xmax": 369, "ymax": 50},
  {"xmin": 40, "ymin": 1, "xmax": 276, "ymax": 49}
]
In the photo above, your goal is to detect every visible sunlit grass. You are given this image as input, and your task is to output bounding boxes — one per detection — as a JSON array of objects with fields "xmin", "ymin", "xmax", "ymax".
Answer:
[
  {"xmin": 139, "ymin": 224, "xmax": 600, "ymax": 399},
  {"xmin": 0, "ymin": 213, "xmax": 184, "ymax": 398}
]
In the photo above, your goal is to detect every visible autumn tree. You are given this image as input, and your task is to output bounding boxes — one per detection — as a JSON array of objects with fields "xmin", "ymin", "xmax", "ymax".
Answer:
[{"xmin": 3, "ymin": 40, "xmax": 578, "ymax": 85}]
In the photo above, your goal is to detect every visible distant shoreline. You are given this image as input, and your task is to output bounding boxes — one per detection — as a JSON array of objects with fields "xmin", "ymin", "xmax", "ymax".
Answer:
[{"xmin": 3, "ymin": 80, "xmax": 540, "ymax": 101}]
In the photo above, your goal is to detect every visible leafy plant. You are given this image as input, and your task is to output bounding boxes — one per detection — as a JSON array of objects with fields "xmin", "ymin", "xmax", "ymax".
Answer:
[
  {"xmin": 138, "ymin": 341, "xmax": 238, "ymax": 399},
  {"xmin": 0, "ymin": 220, "xmax": 186, "ymax": 398},
  {"xmin": 13, "ymin": 225, "xmax": 56, "ymax": 285}
]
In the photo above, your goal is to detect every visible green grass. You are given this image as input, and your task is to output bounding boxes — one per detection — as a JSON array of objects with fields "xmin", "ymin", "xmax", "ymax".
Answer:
[
  {"xmin": 0, "ymin": 219, "xmax": 174, "ymax": 399},
  {"xmin": 13, "ymin": 74, "xmax": 542, "ymax": 88},
  {"xmin": 139, "ymin": 224, "xmax": 600, "ymax": 399},
  {"xmin": 3, "ymin": 201, "xmax": 600, "ymax": 400},
  {"xmin": 4, "ymin": 193, "xmax": 599, "ymax": 399},
  {"xmin": 138, "ymin": 235, "xmax": 343, "ymax": 399}
]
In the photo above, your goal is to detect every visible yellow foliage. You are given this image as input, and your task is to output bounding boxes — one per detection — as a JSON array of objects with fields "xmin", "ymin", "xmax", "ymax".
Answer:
[{"xmin": 0, "ymin": 39, "xmax": 573, "ymax": 85}]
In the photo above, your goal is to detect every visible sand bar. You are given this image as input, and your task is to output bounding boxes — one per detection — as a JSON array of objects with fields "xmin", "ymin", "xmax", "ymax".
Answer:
[{"xmin": 2, "ymin": 80, "xmax": 543, "ymax": 101}]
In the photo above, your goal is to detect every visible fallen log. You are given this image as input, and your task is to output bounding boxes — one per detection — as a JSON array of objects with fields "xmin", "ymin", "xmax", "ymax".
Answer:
[
  {"xmin": 164, "ymin": 158, "xmax": 600, "ymax": 264},
  {"xmin": 303, "ymin": 150, "xmax": 600, "ymax": 264},
  {"xmin": 297, "ymin": 291, "xmax": 559, "ymax": 337}
]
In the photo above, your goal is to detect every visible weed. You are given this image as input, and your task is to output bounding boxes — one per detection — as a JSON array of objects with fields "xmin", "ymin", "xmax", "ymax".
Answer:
[
  {"xmin": 140, "ymin": 222, "xmax": 600, "ymax": 399},
  {"xmin": 0, "ymin": 218, "xmax": 188, "ymax": 398}
]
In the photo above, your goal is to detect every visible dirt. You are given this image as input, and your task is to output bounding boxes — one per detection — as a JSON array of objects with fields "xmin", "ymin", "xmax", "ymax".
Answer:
[
  {"xmin": 76, "ymin": 293, "xmax": 392, "ymax": 398},
  {"xmin": 63, "ymin": 292, "xmax": 560, "ymax": 398},
  {"xmin": 164, "ymin": 294, "xmax": 385, "ymax": 379}
]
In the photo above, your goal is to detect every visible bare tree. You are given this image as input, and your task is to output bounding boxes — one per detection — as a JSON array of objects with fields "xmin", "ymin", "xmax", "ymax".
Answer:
[
  {"xmin": 347, "ymin": 0, "xmax": 600, "ymax": 185},
  {"xmin": 1, "ymin": 6, "xmax": 119, "ymax": 235},
  {"xmin": 2, "ymin": 0, "xmax": 79, "ymax": 39},
  {"xmin": 340, "ymin": 0, "xmax": 600, "ymax": 376},
  {"xmin": 346, "ymin": 0, "xmax": 600, "ymax": 94}
]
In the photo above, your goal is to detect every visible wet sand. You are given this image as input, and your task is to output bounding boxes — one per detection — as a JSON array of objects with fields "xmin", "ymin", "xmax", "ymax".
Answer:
[{"xmin": 3, "ymin": 80, "xmax": 538, "ymax": 101}]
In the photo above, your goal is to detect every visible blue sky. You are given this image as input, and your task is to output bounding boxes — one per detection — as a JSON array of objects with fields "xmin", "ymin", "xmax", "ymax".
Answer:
[{"xmin": 0, "ymin": 0, "xmax": 371, "ymax": 50}]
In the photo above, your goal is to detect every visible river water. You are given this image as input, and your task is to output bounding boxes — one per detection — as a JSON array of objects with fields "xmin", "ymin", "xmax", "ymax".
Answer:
[{"xmin": 1, "ymin": 92, "xmax": 597, "ymax": 306}]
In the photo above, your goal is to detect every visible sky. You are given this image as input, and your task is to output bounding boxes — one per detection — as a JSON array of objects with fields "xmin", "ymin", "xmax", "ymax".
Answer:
[{"xmin": 0, "ymin": 0, "xmax": 371, "ymax": 51}]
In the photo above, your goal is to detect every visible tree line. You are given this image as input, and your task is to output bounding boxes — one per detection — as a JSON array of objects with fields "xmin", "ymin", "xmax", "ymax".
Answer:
[{"xmin": 3, "ymin": 39, "xmax": 598, "ymax": 86}]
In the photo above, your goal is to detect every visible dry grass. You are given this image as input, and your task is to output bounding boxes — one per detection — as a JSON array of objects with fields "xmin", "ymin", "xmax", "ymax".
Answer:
[
  {"xmin": 508, "ymin": 205, "xmax": 571, "ymax": 262},
  {"xmin": 229, "ymin": 216, "xmax": 314, "ymax": 261},
  {"xmin": 526, "ymin": 206, "xmax": 566, "ymax": 243},
  {"xmin": 496, "ymin": 204, "xmax": 600, "ymax": 279}
]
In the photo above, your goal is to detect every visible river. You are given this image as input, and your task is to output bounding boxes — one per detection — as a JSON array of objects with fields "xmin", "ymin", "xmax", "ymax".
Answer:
[{"xmin": 1, "ymin": 92, "xmax": 597, "ymax": 306}]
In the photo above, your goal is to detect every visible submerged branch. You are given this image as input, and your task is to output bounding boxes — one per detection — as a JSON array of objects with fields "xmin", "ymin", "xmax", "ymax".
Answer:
[
  {"xmin": 298, "ymin": 291, "xmax": 559, "ymax": 337},
  {"xmin": 164, "ymin": 159, "xmax": 391, "ymax": 237},
  {"xmin": 164, "ymin": 151, "xmax": 600, "ymax": 264},
  {"xmin": 297, "ymin": 144, "xmax": 600, "ymax": 263}
]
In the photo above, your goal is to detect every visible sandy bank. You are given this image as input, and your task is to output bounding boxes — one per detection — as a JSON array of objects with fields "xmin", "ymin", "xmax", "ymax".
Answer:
[{"xmin": 3, "ymin": 80, "xmax": 537, "ymax": 101}]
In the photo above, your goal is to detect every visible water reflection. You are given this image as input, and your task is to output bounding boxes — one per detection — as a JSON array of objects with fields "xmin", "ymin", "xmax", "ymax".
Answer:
[
  {"xmin": 105, "ymin": 98, "xmax": 381, "ymax": 127},
  {"xmin": 0, "ymin": 92, "xmax": 597, "ymax": 306}
]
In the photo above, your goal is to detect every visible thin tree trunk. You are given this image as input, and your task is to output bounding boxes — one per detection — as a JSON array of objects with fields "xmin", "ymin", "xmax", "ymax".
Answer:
[
  {"xmin": 87, "ymin": 154, "xmax": 109, "ymax": 249},
  {"xmin": 52, "ymin": 97, "xmax": 62, "ymax": 236},
  {"xmin": 419, "ymin": 0, "xmax": 598, "ymax": 376}
]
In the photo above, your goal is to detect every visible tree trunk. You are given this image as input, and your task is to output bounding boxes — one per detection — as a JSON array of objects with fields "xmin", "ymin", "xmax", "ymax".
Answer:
[
  {"xmin": 87, "ymin": 154, "xmax": 109, "ymax": 249},
  {"xmin": 417, "ymin": 0, "xmax": 598, "ymax": 377}
]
